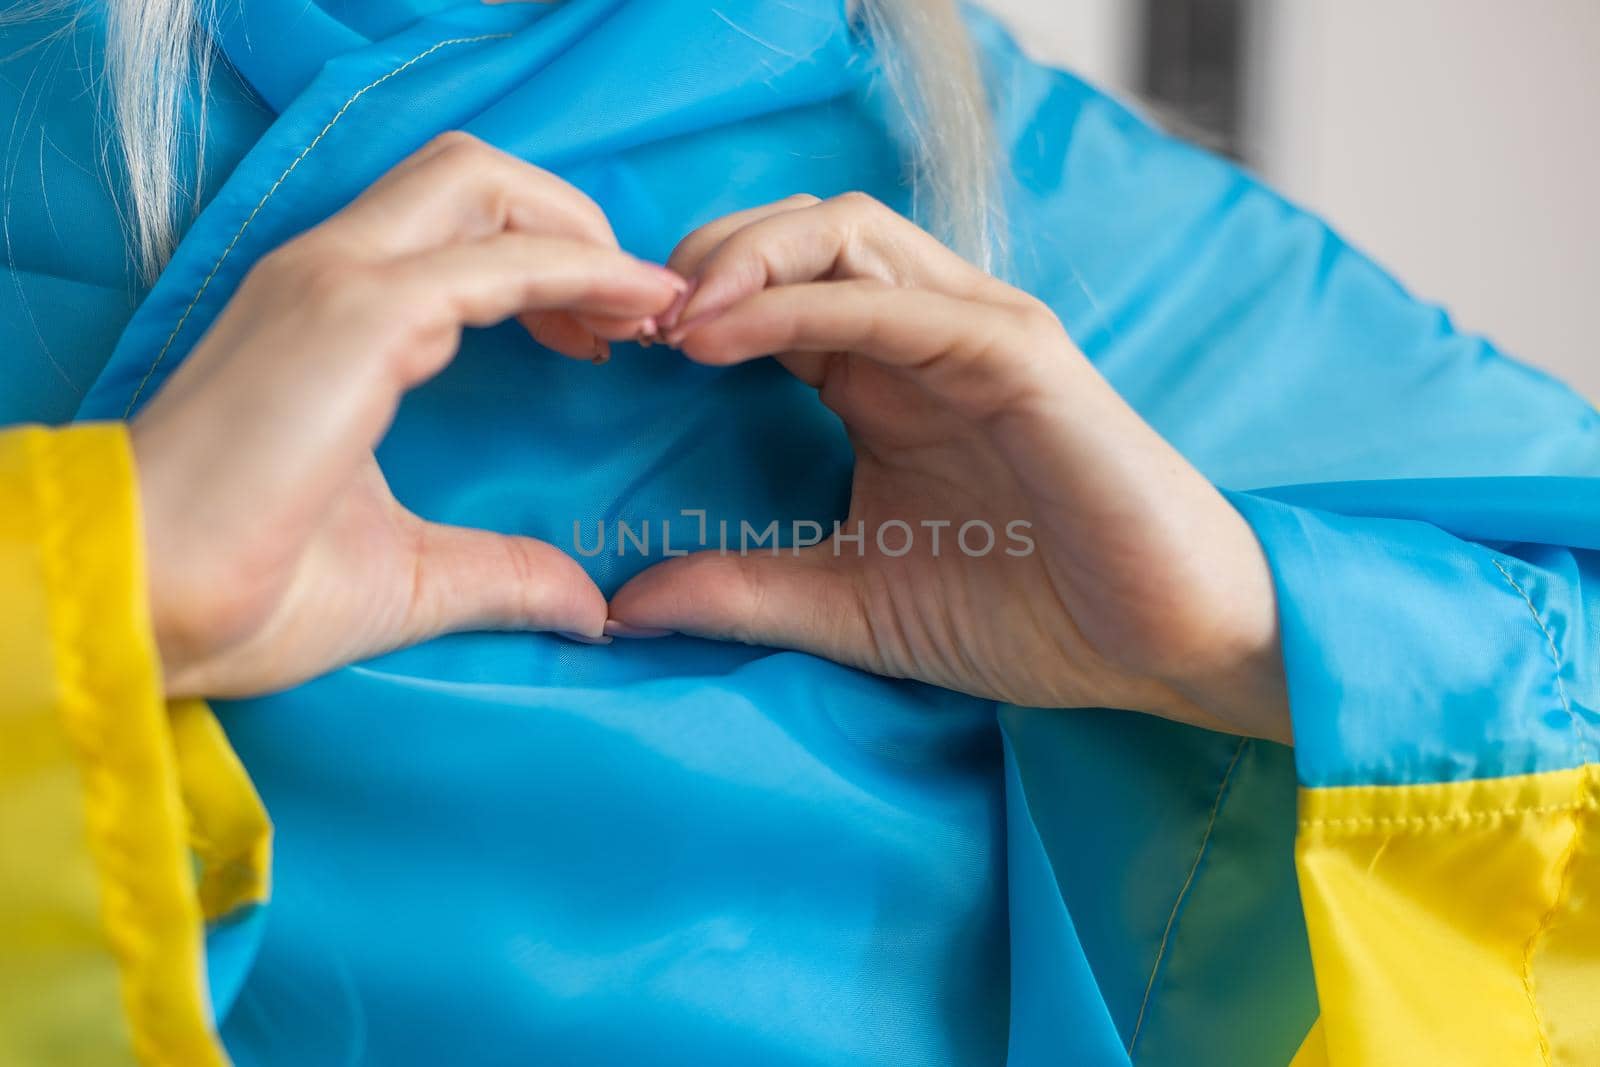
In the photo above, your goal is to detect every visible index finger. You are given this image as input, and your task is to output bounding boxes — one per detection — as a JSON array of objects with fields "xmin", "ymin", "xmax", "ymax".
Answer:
[
  {"xmin": 673, "ymin": 279, "xmax": 1062, "ymax": 422},
  {"xmin": 317, "ymin": 132, "xmax": 619, "ymax": 259},
  {"xmin": 664, "ymin": 194, "xmax": 990, "ymax": 340}
]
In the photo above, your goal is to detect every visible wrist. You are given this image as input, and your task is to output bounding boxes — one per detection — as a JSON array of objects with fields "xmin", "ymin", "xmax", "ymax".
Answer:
[
  {"xmin": 1160, "ymin": 509, "xmax": 1292, "ymax": 743},
  {"xmin": 1161, "ymin": 639, "xmax": 1292, "ymax": 744},
  {"xmin": 130, "ymin": 425, "xmax": 208, "ymax": 697}
]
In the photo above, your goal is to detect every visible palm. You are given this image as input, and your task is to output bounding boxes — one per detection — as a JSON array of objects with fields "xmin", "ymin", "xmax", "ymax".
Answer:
[
  {"xmin": 159, "ymin": 455, "xmax": 600, "ymax": 698},
  {"xmin": 613, "ymin": 192, "xmax": 1286, "ymax": 736},
  {"xmin": 195, "ymin": 459, "xmax": 420, "ymax": 696},
  {"xmin": 131, "ymin": 134, "xmax": 683, "ymax": 699},
  {"xmin": 799, "ymin": 354, "xmax": 1205, "ymax": 714}
]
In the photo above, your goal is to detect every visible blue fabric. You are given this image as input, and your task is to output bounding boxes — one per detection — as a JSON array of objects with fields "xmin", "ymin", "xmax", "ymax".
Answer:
[
  {"xmin": 1231, "ymin": 490, "xmax": 1600, "ymax": 787},
  {"xmin": 0, "ymin": 3, "xmax": 272, "ymax": 424},
  {"xmin": 3, "ymin": 0, "xmax": 1599, "ymax": 1062}
]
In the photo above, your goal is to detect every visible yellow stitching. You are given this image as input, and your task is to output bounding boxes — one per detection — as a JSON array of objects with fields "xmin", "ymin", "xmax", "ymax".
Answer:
[
  {"xmin": 123, "ymin": 32, "xmax": 513, "ymax": 417},
  {"xmin": 1301, "ymin": 796, "xmax": 1599, "ymax": 832},
  {"xmin": 1488, "ymin": 558, "xmax": 1592, "ymax": 1062},
  {"xmin": 1303, "ymin": 778, "xmax": 1596, "ymax": 1063},
  {"xmin": 1127, "ymin": 738, "xmax": 1248, "ymax": 1058}
]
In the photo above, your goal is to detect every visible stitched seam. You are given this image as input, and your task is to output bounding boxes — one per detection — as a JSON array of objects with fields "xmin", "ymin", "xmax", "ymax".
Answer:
[
  {"xmin": 1302, "ymin": 795, "xmax": 1600, "ymax": 831},
  {"xmin": 1524, "ymin": 805, "xmax": 1585, "ymax": 1067},
  {"xmin": 1127, "ymin": 738, "xmax": 1248, "ymax": 1059},
  {"xmin": 122, "ymin": 32, "xmax": 513, "ymax": 417},
  {"xmin": 1490, "ymin": 559, "xmax": 1590, "ymax": 1065},
  {"xmin": 1492, "ymin": 559, "xmax": 1588, "ymax": 764}
]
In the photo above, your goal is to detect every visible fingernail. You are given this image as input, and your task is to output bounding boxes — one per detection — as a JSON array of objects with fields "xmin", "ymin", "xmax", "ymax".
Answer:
[
  {"xmin": 675, "ymin": 273, "xmax": 743, "ymax": 335},
  {"xmin": 557, "ymin": 630, "xmax": 613, "ymax": 645},
  {"xmin": 663, "ymin": 312, "xmax": 716, "ymax": 347},
  {"xmin": 657, "ymin": 277, "xmax": 699, "ymax": 332},
  {"xmin": 603, "ymin": 620, "xmax": 673, "ymax": 639},
  {"xmin": 591, "ymin": 336, "xmax": 611, "ymax": 365},
  {"xmin": 636, "ymin": 317, "xmax": 658, "ymax": 348}
]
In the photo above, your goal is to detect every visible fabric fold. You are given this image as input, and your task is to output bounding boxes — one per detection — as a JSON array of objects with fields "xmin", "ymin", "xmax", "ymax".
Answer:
[
  {"xmin": 0, "ymin": 424, "xmax": 231, "ymax": 1065},
  {"xmin": 1228, "ymin": 487, "xmax": 1600, "ymax": 788},
  {"xmin": 3, "ymin": 0, "xmax": 1585, "ymax": 1061},
  {"xmin": 1226, "ymin": 481, "xmax": 1600, "ymax": 1061}
]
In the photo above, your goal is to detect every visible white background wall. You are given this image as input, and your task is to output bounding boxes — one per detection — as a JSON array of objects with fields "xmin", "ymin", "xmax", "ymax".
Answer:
[
  {"xmin": 975, "ymin": 0, "xmax": 1136, "ymax": 93},
  {"xmin": 978, "ymin": 0, "xmax": 1600, "ymax": 402}
]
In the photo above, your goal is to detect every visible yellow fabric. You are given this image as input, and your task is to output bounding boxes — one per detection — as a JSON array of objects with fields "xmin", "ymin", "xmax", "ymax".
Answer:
[
  {"xmin": 0, "ymin": 425, "xmax": 137, "ymax": 1066},
  {"xmin": 1289, "ymin": 1018, "xmax": 1329, "ymax": 1067},
  {"xmin": 1296, "ymin": 765, "xmax": 1600, "ymax": 1066},
  {"xmin": 172, "ymin": 699, "xmax": 273, "ymax": 921},
  {"xmin": 7, "ymin": 418, "xmax": 1599, "ymax": 1067},
  {"xmin": 0, "ymin": 423, "xmax": 268, "ymax": 1066}
]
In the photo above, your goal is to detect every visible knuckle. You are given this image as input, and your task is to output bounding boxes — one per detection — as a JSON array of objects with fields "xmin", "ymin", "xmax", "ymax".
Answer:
[
  {"xmin": 832, "ymin": 190, "xmax": 881, "ymax": 212},
  {"xmin": 827, "ymin": 192, "xmax": 897, "ymax": 273},
  {"xmin": 830, "ymin": 191, "xmax": 898, "ymax": 234},
  {"xmin": 974, "ymin": 298, "xmax": 1067, "ymax": 404},
  {"xmin": 568, "ymin": 194, "xmax": 615, "ymax": 244},
  {"xmin": 425, "ymin": 130, "xmax": 485, "ymax": 157},
  {"xmin": 1007, "ymin": 295, "xmax": 1063, "ymax": 342},
  {"xmin": 239, "ymin": 239, "xmax": 455, "ymax": 383},
  {"xmin": 242, "ymin": 242, "xmax": 303, "ymax": 292},
  {"xmin": 317, "ymin": 271, "xmax": 392, "ymax": 333},
  {"xmin": 429, "ymin": 135, "xmax": 499, "ymax": 184},
  {"xmin": 263, "ymin": 250, "xmax": 386, "ymax": 324},
  {"xmin": 246, "ymin": 238, "xmax": 334, "ymax": 299}
]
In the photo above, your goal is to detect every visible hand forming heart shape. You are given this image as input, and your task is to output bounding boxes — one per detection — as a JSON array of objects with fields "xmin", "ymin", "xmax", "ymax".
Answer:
[
  {"xmin": 133, "ymin": 133, "xmax": 682, "ymax": 697},
  {"xmin": 134, "ymin": 133, "xmax": 1287, "ymax": 740},
  {"xmin": 611, "ymin": 193, "xmax": 1288, "ymax": 740}
]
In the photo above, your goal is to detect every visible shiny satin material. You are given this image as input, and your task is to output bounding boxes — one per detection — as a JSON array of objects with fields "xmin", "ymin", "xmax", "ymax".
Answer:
[
  {"xmin": 0, "ymin": 426, "xmax": 235, "ymax": 1067},
  {"xmin": 4, "ymin": 0, "xmax": 1598, "ymax": 1061},
  {"xmin": 0, "ymin": 426, "xmax": 152, "ymax": 1066},
  {"xmin": 1296, "ymin": 766, "xmax": 1600, "ymax": 1064},
  {"xmin": 1233, "ymin": 489, "xmax": 1600, "ymax": 787}
]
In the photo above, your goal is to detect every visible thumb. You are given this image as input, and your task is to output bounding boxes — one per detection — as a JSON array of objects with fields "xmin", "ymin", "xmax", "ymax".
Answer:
[
  {"xmin": 403, "ymin": 520, "xmax": 609, "ymax": 643},
  {"xmin": 606, "ymin": 550, "xmax": 870, "ymax": 661}
]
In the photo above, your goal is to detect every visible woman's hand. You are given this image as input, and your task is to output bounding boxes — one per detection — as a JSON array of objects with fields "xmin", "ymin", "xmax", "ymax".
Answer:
[
  {"xmin": 609, "ymin": 193, "xmax": 1290, "ymax": 741},
  {"xmin": 132, "ymin": 133, "xmax": 685, "ymax": 699}
]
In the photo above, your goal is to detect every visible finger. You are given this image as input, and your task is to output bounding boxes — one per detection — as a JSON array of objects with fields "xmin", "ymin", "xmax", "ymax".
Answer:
[
  {"xmin": 403, "ymin": 519, "xmax": 609, "ymax": 641},
  {"xmin": 573, "ymin": 312, "xmax": 664, "ymax": 342},
  {"xmin": 380, "ymin": 127, "xmax": 467, "ymax": 176},
  {"xmin": 673, "ymin": 279, "xmax": 1056, "ymax": 420},
  {"xmin": 518, "ymin": 310, "xmax": 611, "ymax": 362},
  {"xmin": 665, "ymin": 194, "xmax": 823, "ymax": 280},
  {"xmin": 380, "ymin": 234, "xmax": 685, "ymax": 377},
  {"xmin": 667, "ymin": 193, "xmax": 990, "ymax": 336},
  {"xmin": 185, "ymin": 237, "xmax": 683, "ymax": 509},
  {"xmin": 607, "ymin": 549, "xmax": 874, "ymax": 665},
  {"xmin": 318, "ymin": 131, "xmax": 619, "ymax": 258},
  {"xmin": 515, "ymin": 310, "xmax": 665, "ymax": 362}
]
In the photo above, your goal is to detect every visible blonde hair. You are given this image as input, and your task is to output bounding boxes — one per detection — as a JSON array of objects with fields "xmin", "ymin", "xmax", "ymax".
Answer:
[
  {"xmin": 857, "ymin": 0, "xmax": 1000, "ymax": 270},
  {"xmin": 23, "ymin": 0, "xmax": 998, "ymax": 280}
]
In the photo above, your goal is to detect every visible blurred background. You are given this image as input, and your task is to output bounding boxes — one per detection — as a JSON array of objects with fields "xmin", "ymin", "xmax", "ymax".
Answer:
[{"xmin": 978, "ymin": 0, "xmax": 1600, "ymax": 402}]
